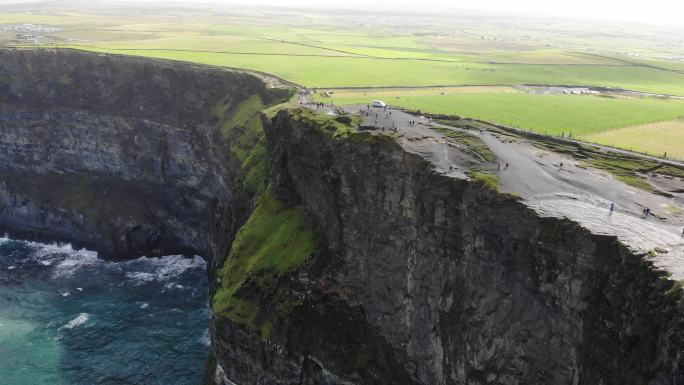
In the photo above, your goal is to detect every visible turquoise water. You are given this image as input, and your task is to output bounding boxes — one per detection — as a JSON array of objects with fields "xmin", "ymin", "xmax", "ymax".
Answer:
[{"xmin": 0, "ymin": 237, "xmax": 209, "ymax": 385}]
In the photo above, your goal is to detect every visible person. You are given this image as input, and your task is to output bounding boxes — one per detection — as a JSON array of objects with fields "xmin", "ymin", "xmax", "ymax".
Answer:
[
  {"xmin": 609, "ymin": 202, "xmax": 614, "ymax": 213},
  {"xmin": 681, "ymin": 228, "xmax": 684, "ymax": 238},
  {"xmin": 505, "ymin": 163, "xmax": 509, "ymax": 170},
  {"xmin": 497, "ymin": 163, "xmax": 501, "ymax": 171},
  {"xmin": 559, "ymin": 162, "xmax": 563, "ymax": 169}
]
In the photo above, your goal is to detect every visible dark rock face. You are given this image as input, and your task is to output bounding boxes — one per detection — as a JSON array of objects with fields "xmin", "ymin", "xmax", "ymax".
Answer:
[
  {"xmin": 205, "ymin": 110, "xmax": 683, "ymax": 385},
  {"xmin": 1, "ymin": 49, "xmax": 682, "ymax": 385},
  {"xmin": 0, "ymin": 48, "xmax": 278, "ymax": 259}
]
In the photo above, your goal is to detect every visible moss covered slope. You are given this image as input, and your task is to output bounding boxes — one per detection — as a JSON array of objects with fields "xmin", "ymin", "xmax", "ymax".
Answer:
[{"xmin": 212, "ymin": 188, "xmax": 318, "ymax": 335}]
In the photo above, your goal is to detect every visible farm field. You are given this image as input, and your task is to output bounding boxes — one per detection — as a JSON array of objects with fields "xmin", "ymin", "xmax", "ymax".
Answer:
[
  {"xmin": 59, "ymin": 45, "xmax": 684, "ymax": 94},
  {"xmin": 582, "ymin": 120, "xmax": 684, "ymax": 160},
  {"xmin": 2, "ymin": 10, "xmax": 684, "ymax": 94},
  {"xmin": 1, "ymin": 4, "xmax": 683, "ymax": 158},
  {"xmin": 318, "ymin": 92, "xmax": 684, "ymax": 136}
]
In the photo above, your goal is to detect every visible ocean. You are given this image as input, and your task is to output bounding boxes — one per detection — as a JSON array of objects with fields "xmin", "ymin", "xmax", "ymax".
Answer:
[{"xmin": 0, "ymin": 237, "xmax": 209, "ymax": 385}]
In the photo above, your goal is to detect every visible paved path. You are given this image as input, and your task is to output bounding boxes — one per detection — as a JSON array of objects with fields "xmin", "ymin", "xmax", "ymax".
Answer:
[{"xmin": 303, "ymin": 99, "xmax": 684, "ymax": 279}]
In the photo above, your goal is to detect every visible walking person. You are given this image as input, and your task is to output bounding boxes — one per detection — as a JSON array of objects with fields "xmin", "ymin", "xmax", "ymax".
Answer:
[
  {"xmin": 609, "ymin": 202, "xmax": 614, "ymax": 213},
  {"xmin": 642, "ymin": 207, "xmax": 650, "ymax": 218}
]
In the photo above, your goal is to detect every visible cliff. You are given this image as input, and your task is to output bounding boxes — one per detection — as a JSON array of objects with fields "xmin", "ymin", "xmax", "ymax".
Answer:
[
  {"xmin": 0, "ymin": 48, "xmax": 289, "ymax": 260},
  {"xmin": 207, "ymin": 107, "xmax": 684, "ymax": 385},
  {"xmin": 0, "ymin": 49, "xmax": 682, "ymax": 385}
]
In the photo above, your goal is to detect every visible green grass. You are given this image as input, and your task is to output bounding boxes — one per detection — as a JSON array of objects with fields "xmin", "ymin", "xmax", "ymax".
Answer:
[
  {"xmin": 4, "ymin": 9, "xmax": 684, "ymax": 94},
  {"xmin": 582, "ymin": 120, "xmax": 684, "ymax": 160},
  {"xmin": 432, "ymin": 126, "xmax": 497, "ymax": 162},
  {"xmin": 215, "ymin": 94, "xmax": 269, "ymax": 195},
  {"xmin": 466, "ymin": 170, "xmax": 501, "ymax": 190},
  {"xmin": 55, "ymin": 45, "xmax": 684, "ymax": 95},
  {"xmin": 288, "ymin": 107, "xmax": 360, "ymax": 137},
  {"xmin": 212, "ymin": 188, "xmax": 319, "ymax": 334},
  {"xmin": 324, "ymin": 93, "xmax": 684, "ymax": 136}
]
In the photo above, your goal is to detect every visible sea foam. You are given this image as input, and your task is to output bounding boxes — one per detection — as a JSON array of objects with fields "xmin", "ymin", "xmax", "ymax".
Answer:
[{"xmin": 61, "ymin": 313, "xmax": 89, "ymax": 329}]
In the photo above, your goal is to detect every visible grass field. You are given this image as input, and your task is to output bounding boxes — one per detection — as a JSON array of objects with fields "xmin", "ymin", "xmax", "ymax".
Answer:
[
  {"xmin": 2, "ymin": 5, "xmax": 684, "ymax": 158},
  {"xmin": 319, "ymin": 92, "xmax": 684, "ymax": 136},
  {"xmin": 583, "ymin": 120, "xmax": 684, "ymax": 159},
  {"xmin": 57, "ymin": 45, "xmax": 684, "ymax": 95},
  {"xmin": 3, "ymin": 11, "xmax": 684, "ymax": 93}
]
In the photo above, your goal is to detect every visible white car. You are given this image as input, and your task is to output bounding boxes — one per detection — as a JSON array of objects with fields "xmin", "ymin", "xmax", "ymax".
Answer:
[{"xmin": 372, "ymin": 100, "xmax": 387, "ymax": 108}]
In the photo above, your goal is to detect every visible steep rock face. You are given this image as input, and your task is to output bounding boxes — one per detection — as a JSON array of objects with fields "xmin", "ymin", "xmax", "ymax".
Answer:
[
  {"xmin": 1, "ymin": 49, "xmax": 682, "ymax": 385},
  {"xmin": 209, "ymin": 109, "xmax": 684, "ymax": 385},
  {"xmin": 0, "ymin": 48, "xmax": 286, "ymax": 259}
]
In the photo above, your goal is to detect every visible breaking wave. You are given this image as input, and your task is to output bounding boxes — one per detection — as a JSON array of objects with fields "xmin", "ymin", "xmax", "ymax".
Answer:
[
  {"xmin": 0, "ymin": 237, "xmax": 210, "ymax": 385},
  {"xmin": 61, "ymin": 313, "xmax": 90, "ymax": 329}
]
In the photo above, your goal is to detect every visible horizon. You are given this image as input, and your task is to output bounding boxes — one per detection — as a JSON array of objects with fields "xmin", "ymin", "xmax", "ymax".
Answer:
[{"xmin": 1, "ymin": 0, "xmax": 684, "ymax": 28}]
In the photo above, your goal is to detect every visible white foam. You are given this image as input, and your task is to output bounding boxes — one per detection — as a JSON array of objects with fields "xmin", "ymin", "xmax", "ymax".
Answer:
[
  {"xmin": 60, "ymin": 291, "xmax": 70, "ymax": 297},
  {"xmin": 125, "ymin": 271, "xmax": 156, "ymax": 283},
  {"xmin": 2, "ymin": 237, "xmax": 206, "ymax": 283},
  {"xmin": 123, "ymin": 255, "xmax": 206, "ymax": 284},
  {"xmin": 61, "ymin": 313, "xmax": 89, "ymax": 329},
  {"xmin": 200, "ymin": 328, "xmax": 211, "ymax": 347},
  {"xmin": 140, "ymin": 302, "xmax": 149, "ymax": 309},
  {"xmin": 15, "ymin": 240, "xmax": 100, "ymax": 278}
]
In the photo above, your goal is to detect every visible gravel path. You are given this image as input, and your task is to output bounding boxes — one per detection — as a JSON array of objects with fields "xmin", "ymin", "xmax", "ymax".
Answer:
[{"xmin": 305, "ymin": 100, "xmax": 684, "ymax": 279}]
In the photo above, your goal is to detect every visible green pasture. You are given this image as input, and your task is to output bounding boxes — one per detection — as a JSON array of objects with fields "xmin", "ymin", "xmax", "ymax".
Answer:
[
  {"xmin": 3, "ymin": 10, "xmax": 684, "ymax": 94},
  {"xmin": 320, "ymin": 92, "xmax": 684, "ymax": 136},
  {"xmin": 51, "ymin": 45, "xmax": 684, "ymax": 95},
  {"xmin": 3, "ymin": 8, "xmax": 684, "ymax": 157}
]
